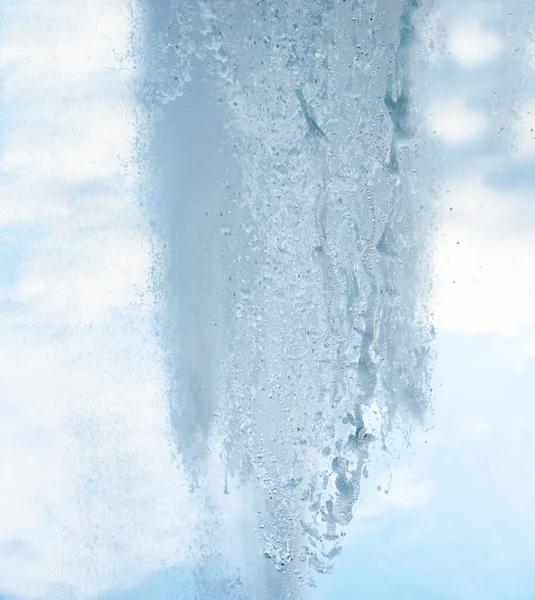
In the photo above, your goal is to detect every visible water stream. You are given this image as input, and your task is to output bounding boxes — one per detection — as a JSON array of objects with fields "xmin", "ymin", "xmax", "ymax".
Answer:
[{"xmin": 143, "ymin": 0, "xmax": 437, "ymax": 596}]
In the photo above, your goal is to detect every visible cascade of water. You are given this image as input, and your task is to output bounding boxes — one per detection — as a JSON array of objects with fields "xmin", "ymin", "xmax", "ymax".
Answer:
[
  {"xmin": 5, "ymin": 0, "xmax": 535, "ymax": 598},
  {"xmin": 144, "ymin": 0, "xmax": 437, "ymax": 595}
]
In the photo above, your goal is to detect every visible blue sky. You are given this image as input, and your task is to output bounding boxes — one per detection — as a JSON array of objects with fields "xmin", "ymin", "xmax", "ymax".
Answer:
[
  {"xmin": 90, "ymin": 330, "xmax": 535, "ymax": 600},
  {"xmin": 312, "ymin": 4, "xmax": 535, "ymax": 598},
  {"xmin": 313, "ymin": 4, "xmax": 535, "ymax": 599},
  {"xmin": 1, "ymin": 0, "xmax": 535, "ymax": 599},
  {"xmin": 0, "ymin": 225, "xmax": 27, "ymax": 289},
  {"xmin": 313, "ymin": 331, "xmax": 535, "ymax": 600}
]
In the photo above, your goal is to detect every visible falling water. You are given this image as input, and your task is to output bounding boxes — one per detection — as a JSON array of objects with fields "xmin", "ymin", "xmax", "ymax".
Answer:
[{"xmin": 141, "ymin": 0, "xmax": 437, "ymax": 597}]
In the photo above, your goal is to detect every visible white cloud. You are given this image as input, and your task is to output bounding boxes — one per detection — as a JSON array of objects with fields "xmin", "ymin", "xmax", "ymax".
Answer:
[
  {"xmin": 448, "ymin": 19, "xmax": 504, "ymax": 68},
  {"xmin": 11, "ymin": 223, "xmax": 155, "ymax": 324},
  {"xmin": 428, "ymin": 100, "xmax": 487, "ymax": 145},
  {"xmin": 426, "ymin": 1, "xmax": 535, "ymax": 343},
  {"xmin": 0, "ymin": 327, "xmax": 201, "ymax": 598},
  {"xmin": 0, "ymin": 1, "xmax": 198, "ymax": 598},
  {"xmin": 0, "ymin": 97, "xmax": 137, "ymax": 186},
  {"xmin": 432, "ymin": 177, "xmax": 535, "ymax": 336},
  {"xmin": 0, "ymin": 0, "xmax": 135, "ymax": 98}
]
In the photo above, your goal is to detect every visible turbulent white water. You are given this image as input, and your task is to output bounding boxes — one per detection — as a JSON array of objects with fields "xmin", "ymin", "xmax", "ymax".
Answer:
[{"xmin": 143, "ymin": 0, "xmax": 437, "ymax": 597}]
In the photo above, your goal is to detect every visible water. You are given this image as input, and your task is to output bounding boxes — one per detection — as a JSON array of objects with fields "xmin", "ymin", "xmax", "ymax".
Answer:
[
  {"xmin": 142, "ymin": 0, "xmax": 437, "ymax": 596},
  {"xmin": 3, "ymin": 1, "xmax": 534, "ymax": 598}
]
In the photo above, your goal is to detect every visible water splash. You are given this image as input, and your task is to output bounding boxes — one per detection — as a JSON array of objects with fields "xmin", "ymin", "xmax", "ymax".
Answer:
[{"xmin": 146, "ymin": 0, "xmax": 437, "ymax": 593}]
